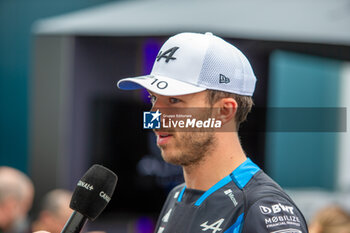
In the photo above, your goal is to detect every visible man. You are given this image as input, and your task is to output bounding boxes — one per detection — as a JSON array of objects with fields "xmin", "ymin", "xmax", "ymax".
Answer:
[
  {"xmin": 117, "ymin": 32, "xmax": 308, "ymax": 233},
  {"xmin": 0, "ymin": 166, "xmax": 34, "ymax": 233},
  {"xmin": 31, "ymin": 189, "xmax": 72, "ymax": 233}
]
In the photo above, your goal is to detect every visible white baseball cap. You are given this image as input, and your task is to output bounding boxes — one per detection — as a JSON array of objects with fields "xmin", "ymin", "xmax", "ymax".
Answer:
[{"xmin": 117, "ymin": 32, "xmax": 256, "ymax": 96}]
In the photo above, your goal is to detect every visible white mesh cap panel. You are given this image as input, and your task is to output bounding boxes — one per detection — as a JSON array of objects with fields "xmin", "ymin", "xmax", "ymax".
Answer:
[
  {"xmin": 240, "ymin": 53, "xmax": 257, "ymax": 95},
  {"xmin": 197, "ymin": 34, "xmax": 256, "ymax": 96}
]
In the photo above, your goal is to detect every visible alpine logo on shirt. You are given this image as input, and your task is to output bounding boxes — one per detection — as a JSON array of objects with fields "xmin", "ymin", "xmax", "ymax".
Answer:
[{"xmin": 200, "ymin": 218, "xmax": 225, "ymax": 233}]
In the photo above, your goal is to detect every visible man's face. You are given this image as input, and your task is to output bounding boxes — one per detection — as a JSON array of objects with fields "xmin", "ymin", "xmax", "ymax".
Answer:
[{"xmin": 149, "ymin": 91, "xmax": 216, "ymax": 167}]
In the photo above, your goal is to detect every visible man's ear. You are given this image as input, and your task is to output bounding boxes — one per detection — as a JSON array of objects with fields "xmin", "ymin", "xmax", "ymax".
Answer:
[{"xmin": 213, "ymin": 98, "xmax": 238, "ymax": 125}]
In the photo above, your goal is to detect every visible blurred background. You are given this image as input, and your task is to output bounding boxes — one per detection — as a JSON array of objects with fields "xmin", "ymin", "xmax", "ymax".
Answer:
[{"xmin": 1, "ymin": 0, "xmax": 350, "ymax": 232}]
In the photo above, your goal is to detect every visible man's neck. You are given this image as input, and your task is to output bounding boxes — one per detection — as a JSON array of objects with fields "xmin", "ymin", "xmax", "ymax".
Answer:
[{"xmin": 182, "ymin": 132, "xmax": 247, "ymax": 191}]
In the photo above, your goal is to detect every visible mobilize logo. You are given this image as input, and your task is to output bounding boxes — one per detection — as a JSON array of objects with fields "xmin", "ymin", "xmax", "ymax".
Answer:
[
  {"xmin": 265, "ymin": 215, "xmax": 300, "ymax": 225},
  {"xmin": 259, "ymin": 203, "xmax": 294, "ymax": 215}
]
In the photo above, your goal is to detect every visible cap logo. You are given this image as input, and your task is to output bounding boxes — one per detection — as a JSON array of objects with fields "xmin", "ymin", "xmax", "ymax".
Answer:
[
  {"xmin": 156, "ymin": 46, "xmax": 179, "ymax": 63},
  {"xmin": 219, "ymin": 74, "xmax": 230, "ymax": 84}
]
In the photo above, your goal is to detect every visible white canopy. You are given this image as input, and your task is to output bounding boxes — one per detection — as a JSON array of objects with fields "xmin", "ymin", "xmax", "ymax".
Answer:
[{"xmin": 33, "ymin": 0, "xmax": 350, "ymax": 45}]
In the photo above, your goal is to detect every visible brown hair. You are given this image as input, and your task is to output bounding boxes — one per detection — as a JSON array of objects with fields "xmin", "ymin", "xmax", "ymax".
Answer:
[{"xmin": 206, "ymin": 90, "xmax": 254, "ymax": 130}]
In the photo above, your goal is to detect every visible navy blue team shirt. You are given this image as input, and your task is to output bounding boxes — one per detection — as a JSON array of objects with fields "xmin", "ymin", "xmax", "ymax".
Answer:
[{"xmin": 154, "ymin": 158, "xmax": 308, "ymax": 233}]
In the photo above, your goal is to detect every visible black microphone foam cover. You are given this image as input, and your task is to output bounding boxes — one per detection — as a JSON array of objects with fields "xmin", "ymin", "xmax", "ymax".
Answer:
[{"xmin": 70, "ymin": 164, "xmax": 117, "ymax": 221}]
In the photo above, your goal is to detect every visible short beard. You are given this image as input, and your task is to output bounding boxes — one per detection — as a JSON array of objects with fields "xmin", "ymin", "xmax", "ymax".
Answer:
[
  {"xmin": 159, "ymin": 106, "xmax": 216, "ymax": 167},
  {"xmin": 161, "ymin": 131, "xmax": 216, "ymax": 167}
]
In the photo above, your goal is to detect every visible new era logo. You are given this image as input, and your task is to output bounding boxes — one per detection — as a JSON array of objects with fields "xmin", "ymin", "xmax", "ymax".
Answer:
[
  {"xmin": 143, "ymin": 110, "xmax": 161, "ymax": 129},
  {"xmin": 219, "ymin": 74, "xmax": 230, "ymax": 84}
]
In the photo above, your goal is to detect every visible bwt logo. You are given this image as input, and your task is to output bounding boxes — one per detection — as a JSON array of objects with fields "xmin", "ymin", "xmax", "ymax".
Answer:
[
  {"xmin": 143, "ymin": 110, "xmax": 162, "ymax": 129},
  {"xmin": 259, "ymin": 203, "xmax": 294, "ymax": 215}
]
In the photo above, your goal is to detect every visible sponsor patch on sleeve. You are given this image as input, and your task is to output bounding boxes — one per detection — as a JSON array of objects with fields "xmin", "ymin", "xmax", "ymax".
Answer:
[{"xmin": 258, "ymin": 202, "xmax": 301, "ymax": 229}]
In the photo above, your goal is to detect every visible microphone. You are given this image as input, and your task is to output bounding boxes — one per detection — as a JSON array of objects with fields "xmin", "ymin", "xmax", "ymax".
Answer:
[{"xmin": 61, "ymin": 164, "xmax": 118, "ymax": 233}]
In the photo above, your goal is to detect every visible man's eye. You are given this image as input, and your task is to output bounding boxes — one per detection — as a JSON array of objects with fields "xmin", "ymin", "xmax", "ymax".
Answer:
[{"xmin": 169, "ymin": 98, "xmax": 181, "ymax": 104}]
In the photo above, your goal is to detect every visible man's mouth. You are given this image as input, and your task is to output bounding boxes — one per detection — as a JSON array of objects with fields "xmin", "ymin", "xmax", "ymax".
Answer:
[{"xmin": 155, "ymin": 132, "xmax": 173, "ymax": 145}]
